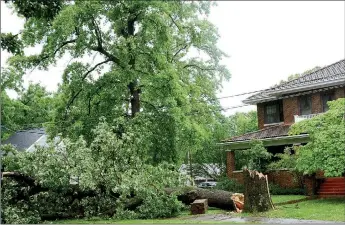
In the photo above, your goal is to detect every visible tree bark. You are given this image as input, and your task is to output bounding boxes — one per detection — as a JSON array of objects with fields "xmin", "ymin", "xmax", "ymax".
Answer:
[
  {"xmin": 243, "ymin": 169, "xmax": 274, "ymax": 213},
  {"xmin": 165, "ymin": 187, "xmax": 236, "ymax": 211}
]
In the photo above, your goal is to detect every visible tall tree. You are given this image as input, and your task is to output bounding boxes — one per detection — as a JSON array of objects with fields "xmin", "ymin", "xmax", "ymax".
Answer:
[
  {"xmin": 228, "ymin": 110, "xmax": 258, "ymax": 137},
  {"xmin": 4, "ymin": 1, "xmax": 230, "ymax": 164}
]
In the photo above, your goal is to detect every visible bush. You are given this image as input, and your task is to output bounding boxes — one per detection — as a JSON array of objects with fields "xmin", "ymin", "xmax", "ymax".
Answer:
[
  {"xmin": 269, "ymin": 183, "xmax": 306, "ymax": 195},
  {"xmin": 215, "ymin": 177, "xmax": 244, "ymax": 193}
]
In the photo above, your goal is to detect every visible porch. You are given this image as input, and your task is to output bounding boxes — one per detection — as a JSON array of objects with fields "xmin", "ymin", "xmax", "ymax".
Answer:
[{"xmin": 220, "ymin": 124, "xmax": 345, "ymax": 197}]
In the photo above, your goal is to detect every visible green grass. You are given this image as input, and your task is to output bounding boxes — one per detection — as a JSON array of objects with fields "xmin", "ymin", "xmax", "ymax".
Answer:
[
  {"xmin": 271, "ymin": 195, "xmax": 307, "ymax": 204},
  {"xmin": 53, "ymin": 196, "xmax": 345, "ymax": 224},
  {"xmin": 56, "ymin": 219, "xmax": 239, "ymax": 224},
  {"xmin": 241, "ymin": 198, "xmax": 345, "ymax": 222},
  {"xmin": 56, "ymin": 207, "xmax": 231, "ymax": 224}
]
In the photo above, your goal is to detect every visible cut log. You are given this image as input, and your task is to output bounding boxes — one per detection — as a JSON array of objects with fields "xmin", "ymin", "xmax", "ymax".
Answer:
[
  {"xmin": 243, "ymin": 169, "xmax": 274, "ymax": 213},
  {"xmin": 165, "ymin": 187, "xmax": 236, "ymax": 211},
  {"xmin": 191, "ymin": 199, "xmax": 208, "ymax": 215},
  {"xmin": 231, "ymin": 193, "xmax": 244, "ymax": 212}
]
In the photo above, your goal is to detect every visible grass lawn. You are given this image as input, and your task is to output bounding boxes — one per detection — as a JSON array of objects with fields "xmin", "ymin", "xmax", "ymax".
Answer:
[
  {"xmin": 271, "ymin": 195, "xmax": 308, "ymax": 204},
  {"xmin": 56, "ymin": 219, "xmax": 239, "ymax": 224},
  {"xmin": 54, "ymin": 196, "xmax": 345, "ymax": 223},
  {"xmin": 241, "ymin": 197, "xmax": 345, "ymax": 222}
]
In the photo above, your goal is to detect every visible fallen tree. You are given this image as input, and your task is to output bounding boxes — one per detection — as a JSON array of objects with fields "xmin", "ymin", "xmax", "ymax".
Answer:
[
  {"xmin": 1, "ymin": 122, "xmax": 237, "ymax": 223},
  {"xmin": 166, "ymin": 187, "xmax": 236, "ymax": 210},
  {"xmin": 2, "ymin": 171, "xmax": 236, "ymax": 222}
]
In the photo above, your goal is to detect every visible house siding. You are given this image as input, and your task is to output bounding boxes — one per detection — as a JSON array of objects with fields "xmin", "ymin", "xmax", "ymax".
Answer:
[
  {"xmin": 256, "ymin": 87, "xmax": 344, "ymax": 127},
  {"xmin": 335, "ymin": 87, "xmax": 345, "ymax": 99},
  {"xmin": 257, "ymin": 103, "xmax": 265, "ymax": 129},
  {"xmin": 311, "ymin": 92, "xmax": 322, "ymax": 114},
  {"xmin": 283, "ymin": 97, "xmax": 298, "ymax": 125}
]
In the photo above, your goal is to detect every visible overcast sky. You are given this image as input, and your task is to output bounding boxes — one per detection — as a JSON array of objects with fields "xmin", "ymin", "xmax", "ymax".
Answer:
[{"xmin": 1, "ymin": 1, "xmax": 344, "ymax": 115}]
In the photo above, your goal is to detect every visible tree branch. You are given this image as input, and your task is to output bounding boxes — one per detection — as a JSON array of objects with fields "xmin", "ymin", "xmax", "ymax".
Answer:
[
  {"xmin": 41, "ymin": 39, "xmax": 77, "ymax": 62},
  {"xmin": 172, "ymin": 44, "xmax": 188, "ymax": 62},
  {"xmin": 81, "ymin": 59, "xmax": 111, "ymax": 80},
  {"xmin": 183, "ymin": 64, "xmax": 217, "ymax": 71}
]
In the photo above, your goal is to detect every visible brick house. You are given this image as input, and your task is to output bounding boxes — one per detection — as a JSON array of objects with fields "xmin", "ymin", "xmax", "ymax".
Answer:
[{"xmin": 220, "ymin": 59, "xmax": 345, "ymax": 196}]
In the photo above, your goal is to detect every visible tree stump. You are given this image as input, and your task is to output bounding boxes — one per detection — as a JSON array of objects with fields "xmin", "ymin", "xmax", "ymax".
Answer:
[
  {"xmin": 243, "ymin": 169, "xmax": 274, "ymax": 213},
  {"xmin": 191, "ymin": 199, "xmax": 208, "ymax": 215}
]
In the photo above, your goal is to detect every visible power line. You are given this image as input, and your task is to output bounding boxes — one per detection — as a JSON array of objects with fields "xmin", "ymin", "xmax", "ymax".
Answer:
[
  {"xmin": 217, "ymin": 89, "xmax": 270, "ymax": 99},
  {"xmin": 216, "ymin": 72, "xmax": 344, "ymax": 99},
  {"xmin": 221, "ymin": 104, "xmax": 252, "ymax": 111}
]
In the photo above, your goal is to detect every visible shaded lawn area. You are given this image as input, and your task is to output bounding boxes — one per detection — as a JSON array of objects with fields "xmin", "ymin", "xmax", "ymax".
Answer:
[
  {"xmin": 271, "ymin": 195, "xmax": 307, "ymax": 204},
  {"xmin": 55, "ymin": 219, "xmax": 241, "ymax": 224},
  {"xmin": 54, "ymin": 196, "xmax": 345, "ymax": 224},
  {"xmin": 241, "ymin": 197, "xmax": 345, "ymax": 222}
]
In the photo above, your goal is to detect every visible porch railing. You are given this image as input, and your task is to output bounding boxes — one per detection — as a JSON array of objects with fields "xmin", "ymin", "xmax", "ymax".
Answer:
[{"xmin": 294, "ymin": 113, "xmax": 322, "ymax": 123}]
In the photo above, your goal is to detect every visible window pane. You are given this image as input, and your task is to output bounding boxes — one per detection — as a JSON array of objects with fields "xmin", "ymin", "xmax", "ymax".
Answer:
[
  {"xmin": 322, "ymin": 92, "xmax": 335, "ymax": 112},
  {"xmin": 265, "ymin": 102, "xmax": 280, "ymax": 124},
  {"xmin": 300, "ymin": 95, "xmax": 311, "ymax": 115}
]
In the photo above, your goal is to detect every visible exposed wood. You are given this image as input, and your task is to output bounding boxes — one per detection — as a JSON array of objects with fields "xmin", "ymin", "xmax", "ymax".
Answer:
[
  {"xmin": 191, "ymin": 199, "xmax": 208, "ymax": 215},
  {"xmin": 243, "ymin": 169, "xmax": 274, "ymax": 213}
]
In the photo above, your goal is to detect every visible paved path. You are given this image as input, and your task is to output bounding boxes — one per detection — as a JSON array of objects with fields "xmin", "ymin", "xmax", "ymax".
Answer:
[{"xmin": 188, "ymin": 214, "xmax": 345, "ymax": 224}]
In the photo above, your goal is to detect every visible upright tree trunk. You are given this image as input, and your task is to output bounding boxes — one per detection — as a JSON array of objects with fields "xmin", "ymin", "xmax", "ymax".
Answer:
[
  {"xmin": 243, "ymin": 169, "xmax": 274, "ymax": 213},
  {"xmin": 126, "ymin": 13, "xmax": 140, "ymax": 117},
  {"xmin": 128, "ymin": 81, "xmax": 140, "ymax": 117}
]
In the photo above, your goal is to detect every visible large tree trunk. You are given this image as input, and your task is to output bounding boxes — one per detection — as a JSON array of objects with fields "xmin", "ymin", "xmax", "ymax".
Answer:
[
  {"xmin": 243, "ymin": 169, "xmax": 274, "ymax": 213},
  {"xmin": 166, "ymin": 187, "xmax": 236, "ymax": 211}
]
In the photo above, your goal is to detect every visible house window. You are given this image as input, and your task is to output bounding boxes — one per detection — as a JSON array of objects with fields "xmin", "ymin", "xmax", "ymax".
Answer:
[
  {"xmin": 322, "ymin": 91, "xmax": 335, "ymax": 112},
  {"xmin": 299, "ymin": 95, "xmax": 312, "ymax": 115},
  {"xmin": 264, "ymin": 100, "xmax": 283, "ymax": 124}
]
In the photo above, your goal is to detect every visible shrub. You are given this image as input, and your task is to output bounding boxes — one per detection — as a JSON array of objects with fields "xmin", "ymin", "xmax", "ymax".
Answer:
[
  {"xmin": 215, "ymin": 177, "xmax": 244, "ymax": 193},
  {"xmin": 269, "ymin": 183, "xmax": 306, "ymax": 195}
]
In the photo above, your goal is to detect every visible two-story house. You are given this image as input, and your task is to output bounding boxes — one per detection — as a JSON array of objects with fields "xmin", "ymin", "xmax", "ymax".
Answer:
[{"xmin": 220, "ymin": 59, "xmax": 345, "ymax": 196}]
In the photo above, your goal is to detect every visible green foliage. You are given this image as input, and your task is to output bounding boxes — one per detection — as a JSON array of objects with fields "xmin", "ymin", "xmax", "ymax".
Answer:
[
  {"xmin": 269, "ymin": 184, "xmax": 305, "ymax": 195},
  {"xmin": 3, "ymin": 1, "xmax": 230, "ymax": 166},
  {"xmin": 267, "ymin": 146, "xmax": 298, "ymax": 170},
  {"xmin": 289, "ymin": 98, "xmax": 345, "ymax": 177},
  {"xmin": 228, "ymin": 111, "xmax": 258, "ymax": 137},
  {"xmin": 275, "ymin": 66, "xmax": 321, "ymax": 86},
  {"xmin": 1, "ymin": 120, "xmax": 185, "ymax": 223},
  {"xmin": 1, "ymin": 83, "xmax": 55, "ymax": 140},
  {"xmin": 5, "ymin": 0, "xmax": 63, "ymax": 20},
  {"xmin": 1, "ymin": 33, "xmax": 23, "ymax": 55},
  {"xmin": 137, "ymin": 194, "xmax": 183, "ymax": 219},
  {"xmin": 236, "ymin": 140, "xmax": 272, "ymax": 171},
  {"xmin": 215, "ymin": 177, "xmax": 244, "ymax": 193}
]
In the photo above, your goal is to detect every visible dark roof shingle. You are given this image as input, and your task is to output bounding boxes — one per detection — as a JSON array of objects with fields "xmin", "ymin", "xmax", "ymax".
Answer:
[
  {"xmin": 222, "ymin": 125, "xmax": 291, "ymax": 143},
  {"xmin": 245, "ymin": 59, "xmax": 345, "ymax": 104},
  {"xmin": 2, "ymin": 128, "xmax": 46, "ymax": 151}
]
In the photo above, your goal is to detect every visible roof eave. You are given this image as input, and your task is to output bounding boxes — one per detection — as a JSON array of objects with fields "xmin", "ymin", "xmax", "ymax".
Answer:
[
  {"xmin": 243, "ymin": 96, "xmax": 276, "ymax": 105},
  {"xmin": 218, "ymin": 134, "xmax": 310, "ymax": 150},
  {"xmin": 268, "ymin": 78, "xmax": 345, "ymax": 96},
  {"xmin": 243, "ymin": 78, "xmax": 345, "ymax": 105}
]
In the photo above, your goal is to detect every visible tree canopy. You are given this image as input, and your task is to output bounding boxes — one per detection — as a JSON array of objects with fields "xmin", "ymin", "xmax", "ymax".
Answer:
[
  {"xmin": 289, "ymin": 98, "xmax": 345, "ymax": 177},
  {"xmin": 3, "ymin": 0, "xmax": 230, "ymax": 165}
]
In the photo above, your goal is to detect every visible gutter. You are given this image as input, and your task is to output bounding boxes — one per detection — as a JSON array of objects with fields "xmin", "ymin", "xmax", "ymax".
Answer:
[
  {"xmin": 243, "ymin": 79, "xmax": 344, "ymax": 105},
  {"xmin": 268, "ymin": 78, "xmax": 345, "ymax": 96},
  {"xmin": 218, "ymin": 134, "xmax": 310, "ymax": 150}
]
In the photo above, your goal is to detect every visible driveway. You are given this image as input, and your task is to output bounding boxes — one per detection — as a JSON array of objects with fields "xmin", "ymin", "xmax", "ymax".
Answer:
[{"xmin": 188, "ymin": 214, "xmax": 345, "ymax": 224}]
